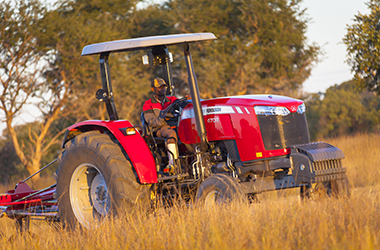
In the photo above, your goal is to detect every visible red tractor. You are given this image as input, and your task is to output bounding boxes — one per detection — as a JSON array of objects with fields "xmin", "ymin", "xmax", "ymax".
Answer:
[{"xmin": 0, "ymin": 33, "xmax": 348, "ymax": 230}]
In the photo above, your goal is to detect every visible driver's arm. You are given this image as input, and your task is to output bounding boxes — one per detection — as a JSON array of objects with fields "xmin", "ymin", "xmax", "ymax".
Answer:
[{"xmin": 143, "ymin": 104, "xmax": 166, "ymax": 129}]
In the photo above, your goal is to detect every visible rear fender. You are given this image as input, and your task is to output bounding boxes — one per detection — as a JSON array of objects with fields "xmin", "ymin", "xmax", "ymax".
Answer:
[{"xmin": 62, "ymin": 120, "xmax": 157, "ymax": 184}]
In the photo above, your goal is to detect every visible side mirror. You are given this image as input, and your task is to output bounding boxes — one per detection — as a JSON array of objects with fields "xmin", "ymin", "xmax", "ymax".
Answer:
[{"xmin": 95, "ymin": 89, "xmax": 108, "ymax": 102}]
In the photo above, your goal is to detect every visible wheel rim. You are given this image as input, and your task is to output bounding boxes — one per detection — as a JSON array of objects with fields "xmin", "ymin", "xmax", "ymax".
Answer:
[
  {"xmin": 69, "ymin": 163, "xmax": 110, "ymax": 228},
  {"xmin": 204, "ymin": 190, "xmax": 224, "ymax": 209}
]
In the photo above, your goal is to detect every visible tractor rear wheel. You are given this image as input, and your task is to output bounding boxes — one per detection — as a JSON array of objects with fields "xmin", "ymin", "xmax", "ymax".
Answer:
[
  {"xmin": 57, "ymin": 131, "xmax": 150, "ymax": 229},
  {"xmin": 196, "ymin": 174, "xmax": 246, "ymax": 209}
]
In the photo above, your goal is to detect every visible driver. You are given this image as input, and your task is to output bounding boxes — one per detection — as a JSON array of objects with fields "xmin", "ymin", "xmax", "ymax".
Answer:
[{"xmin": 143, "ymin": 78, "xmax": 179, "ymax": 173}]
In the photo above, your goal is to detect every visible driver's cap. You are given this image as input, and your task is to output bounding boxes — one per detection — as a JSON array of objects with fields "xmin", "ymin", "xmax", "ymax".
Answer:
[{"xmin": 151, "ymin": 78, "xmax": 167, "ymax": 88}]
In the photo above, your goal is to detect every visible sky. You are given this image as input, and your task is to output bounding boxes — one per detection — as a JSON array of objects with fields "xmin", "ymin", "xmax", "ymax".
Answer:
[
  {"xmin": 300, "ymin": 0, "xmax": 369, "ymax": 93},
  {"xmin": 0, "ymin": 0, "xmax": 372, "ymax": 135}
]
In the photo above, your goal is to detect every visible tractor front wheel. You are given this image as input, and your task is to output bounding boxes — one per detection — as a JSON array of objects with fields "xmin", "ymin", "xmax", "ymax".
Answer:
[
  {"xmin": 301, "ymin": 174, "xmax": 350, "ymax": 200},
  {"xmin": 57, "ymin": 131, "xmax": 150, "ymax": 229},
  {"xmin": 196, "ymin": 174, "xmax": 246, "ymax": 209}
]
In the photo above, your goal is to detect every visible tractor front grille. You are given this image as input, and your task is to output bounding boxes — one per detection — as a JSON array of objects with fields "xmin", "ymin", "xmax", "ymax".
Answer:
[{"xmin": 257, "ymin": 112, "xmax": 310, "ymax": 150}]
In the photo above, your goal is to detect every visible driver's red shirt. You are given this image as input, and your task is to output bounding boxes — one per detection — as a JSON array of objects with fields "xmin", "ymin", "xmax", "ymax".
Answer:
[{"xmin": 143, "ymin": 95, "xmax": 178, "ymax": 129}]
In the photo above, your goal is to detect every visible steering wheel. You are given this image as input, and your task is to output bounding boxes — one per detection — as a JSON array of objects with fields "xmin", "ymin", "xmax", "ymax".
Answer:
[{"xmin": 159, "ymin": 96, "xmax": 188, "ymax": 120}]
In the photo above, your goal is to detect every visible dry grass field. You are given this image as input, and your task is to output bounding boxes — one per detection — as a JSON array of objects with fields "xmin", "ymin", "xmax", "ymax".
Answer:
[{"xmin": 0, "ymin": 133, "xmax": 379, "ymax": 249}]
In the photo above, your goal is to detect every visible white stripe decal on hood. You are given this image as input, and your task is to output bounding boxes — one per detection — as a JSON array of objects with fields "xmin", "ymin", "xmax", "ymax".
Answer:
[{"xmin": 181, "ymin": 106, "xmax": 235, "ymax": 119}]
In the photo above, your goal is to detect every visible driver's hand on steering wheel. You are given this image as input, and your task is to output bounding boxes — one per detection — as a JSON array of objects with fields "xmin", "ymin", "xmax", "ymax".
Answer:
[
  {"xmin": 159, "ymin": 110, "xmax": 166, "ymax": 119},
  {"xmin": 159, "ymin": 110, "xmax": 174, "ymax": 120}
]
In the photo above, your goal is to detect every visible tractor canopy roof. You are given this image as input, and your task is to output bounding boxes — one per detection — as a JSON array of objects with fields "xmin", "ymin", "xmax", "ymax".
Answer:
[
  {"xmin": 80, "ymin": 33, "xmax": 214, "ymax": 150},
  {"xmin": 81, "ymin": 33, "xmax": 216, "ymax": 56}
]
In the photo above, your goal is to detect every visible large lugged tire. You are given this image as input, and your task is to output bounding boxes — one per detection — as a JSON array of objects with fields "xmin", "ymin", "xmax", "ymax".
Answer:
[
  {"xmin": 57, "ymin": 131, "xmax": 150, "ymax": 229},
  {"xmin": 301, "ymin": 174, "xmax": 350, "ymax": 200},
  {"xmin": 331, "ymin": 174, "xmax": 350, "ymax": 197},
  {"xmin": 196, "ymin": 174, "xmax": 247, "ymax": 209}
]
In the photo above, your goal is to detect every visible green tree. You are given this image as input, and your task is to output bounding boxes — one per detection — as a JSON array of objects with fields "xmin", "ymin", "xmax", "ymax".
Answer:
[
  {"xmin": 0, "ymin": 0, "xmax": 145, "ymax": 182},
  {"xmin": 0, "ymin": 0, "xmax": 64, "ymax": 181},
  {"xmin": 40, "ymin": 0, "xmax": 155, "ymax": 125},
  {"xmin": 344, "ymin": 0, "xmax": 380, "ymax": 94},
  {"xmin": 163, "ymin": 0, "xmax": 319, "ymax": 98},
  {"xmin": 0, "ymin": 120, "xmax": 64, "ymax": 184},
  {"xmin": 40, "ymin": 0, "xmax": 320, "ymax": 126},
  {"xmin": 306, "ymin": 80, "xmax": 380, "ymax": 139}
]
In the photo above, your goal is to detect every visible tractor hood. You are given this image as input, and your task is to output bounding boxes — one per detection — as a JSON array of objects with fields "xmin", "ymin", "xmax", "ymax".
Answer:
[
  {"xmin": 177, "ymin": 94, "xmax": 309, "ymax": 162},
  {"xmin": 213, "ymin": 94, "xmax": 304, "ymax": 111}
]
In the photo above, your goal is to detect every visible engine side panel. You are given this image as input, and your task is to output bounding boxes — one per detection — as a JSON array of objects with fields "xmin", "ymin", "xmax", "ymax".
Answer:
[{"xmin": 64, "ymin": 120, "xmax": 157, "ymax": 184}]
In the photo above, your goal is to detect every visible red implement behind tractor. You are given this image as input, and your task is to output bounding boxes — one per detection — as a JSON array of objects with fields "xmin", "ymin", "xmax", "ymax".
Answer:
[{"xmin": 0, "ymin": 33, "xmax": 349, "ymax": 230}]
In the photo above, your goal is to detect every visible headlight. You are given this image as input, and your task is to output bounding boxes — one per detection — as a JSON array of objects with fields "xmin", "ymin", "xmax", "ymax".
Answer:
[
  {"xmin": 297, "ymin": 103, "xmax": 306, "ymax": 114},
  {"xmin": 254, "ymin": 106, "xmax": 290, "ymax": 116}
]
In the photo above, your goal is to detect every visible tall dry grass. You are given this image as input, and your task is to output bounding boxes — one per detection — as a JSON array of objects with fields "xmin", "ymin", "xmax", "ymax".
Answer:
[
  {"xmin": 326, "ymin": 133, "xmax": 380, "ymax": 188},
  {"xmin": 0, "ymin": 133, "xmax": 379, "ymax": 249}
]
